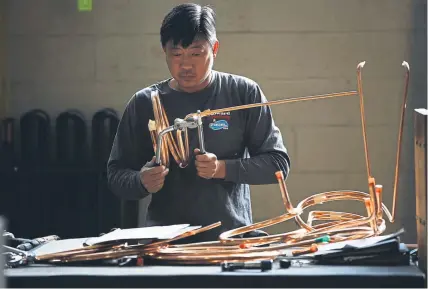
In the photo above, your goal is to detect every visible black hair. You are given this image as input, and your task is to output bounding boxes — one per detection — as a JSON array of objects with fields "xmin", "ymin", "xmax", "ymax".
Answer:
[{"xmin": 160, "ymin": 3, "xmax": 217, "ymax": 49}]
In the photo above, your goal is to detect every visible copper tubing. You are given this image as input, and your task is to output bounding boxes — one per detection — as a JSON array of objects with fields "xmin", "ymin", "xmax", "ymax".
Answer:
[
  {"xmin": 134, "ymin": 61, "xmax": 408, "ymax": 264},
  {"xmin": 292, "ymin": 243, "xmax": 318, "ymax": 256},
  {"xmin": 148, "ymin": 120, "xmax": 158, "ymax": 161},
  {"xmin": 356, "ymin": 61, "xmax": 372, "ymax": 181},
  {"xmin": 151, "ymin": 90, "xmax": 358, "ymax": 169},
  {"xmin": 275, "ymin": 171, "xmax": 297, "ymax": 214},
  {"xmin": 367, "ymin": 177, "xmax": 379, "ymax": 234},
  {"xmin": 375, "ymin": 185, "xmax": 383, "ymax": 220},
  {"xmin": 140, "ymin": 177, "xmax": 382, "ymax": 263},
  {"xmin": 36, "ymin": 61, "xmax": 410, "ymax": 265},
  {"xmin": 391, "ymin": 61, "xmax": 410, "ymax": 222},
  {"xmin": 185, "ymin": 91, "xmax": 358, "ymax": 120},
  {"xmin": 35, "ymin": 243, "xmax": 117, "ymax": 261},
  {"xmin": 364, "ymin": 198, "xmax": 376, "ymax": 233},
  {"xmin": 150, "ymin": 90, "xmax": 190, "ymax": 167}
]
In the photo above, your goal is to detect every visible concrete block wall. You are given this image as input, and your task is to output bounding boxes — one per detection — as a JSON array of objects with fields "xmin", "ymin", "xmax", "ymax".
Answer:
[
  {"xmin": 4, "ymin": 0, "xmax": 427, "ymax": 242},
  {"xmin": 0, "ymin": 0, "xmax": 6, "ymax": 119}
]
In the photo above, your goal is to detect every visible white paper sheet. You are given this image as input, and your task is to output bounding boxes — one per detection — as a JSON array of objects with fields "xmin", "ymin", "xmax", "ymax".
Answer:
[{"xmin": 83, "ymin": 224, "xmax": 200, "ymax": 246}]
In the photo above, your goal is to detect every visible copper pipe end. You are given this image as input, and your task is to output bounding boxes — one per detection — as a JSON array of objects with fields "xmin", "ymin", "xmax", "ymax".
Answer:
[
  {"xmin": 402, "ymin": 61, "xmax": 410, "ymax": 71},
  {"xmin": 375, "ymin": 184, "xmax": 383, "ymax": 220},
  {"xmin": 357, "ymin": 61, "xmax": 366, "ymax": 70},
  {"xmin": 292, "ymin": 243, "xmax": 318, "ymax": 256}
]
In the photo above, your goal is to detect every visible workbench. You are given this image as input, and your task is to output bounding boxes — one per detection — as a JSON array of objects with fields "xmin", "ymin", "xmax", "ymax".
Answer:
[{"xmin": 4, "ymin": 263, "xmax": 426, "ymax": 288}]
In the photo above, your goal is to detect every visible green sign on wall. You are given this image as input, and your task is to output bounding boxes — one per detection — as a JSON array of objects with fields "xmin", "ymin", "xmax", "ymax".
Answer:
[{"xmin": 78, "ymin": 0, "xmax": 92, "ymax": 12}]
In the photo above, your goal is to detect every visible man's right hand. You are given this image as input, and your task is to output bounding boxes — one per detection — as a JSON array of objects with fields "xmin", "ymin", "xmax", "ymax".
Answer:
[{"xmin": 140, "ymin": 157, "xmax": 169, "ymax": 193}]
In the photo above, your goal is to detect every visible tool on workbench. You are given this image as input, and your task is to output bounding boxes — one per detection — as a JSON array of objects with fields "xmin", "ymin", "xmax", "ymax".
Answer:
[
  {"xmin": 3, "ymin": 244, "xmax": 36, "ymax": 268},
  {"xmin": 3, "ymin": 231, "xmax": 60, "ymax": 251},
  {"xmin": 221, "ymin": 259, "xmax": 273, "ymax": 272},
  {"xmin": 16, "ymin": 235, "xmax": 60, "ymax": 251},
  {"xmin": 2, "ymin": 231, "xmax": 45, "ymax": 267},
  {"xmin": 279, "ymin": 259, "xmax": 292, "ymax": 269}
]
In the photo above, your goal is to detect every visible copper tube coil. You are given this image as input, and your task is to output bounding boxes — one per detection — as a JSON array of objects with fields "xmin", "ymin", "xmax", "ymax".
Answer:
[
  {"xmin": 136, "ymin": 61, "xmax": 409, "ymax": 264},
  {"xmin": 37, "ymin": 61, "xmax": 410, "ymax": 265},
  {"xmin": 138, "ymin": 62, "xmax": 408, "ymax": 262},
  {"xmin": 150, "ymin": 91, "xmax": 190, "ymax": 168},
  {"xmin": 39, "ymin": 189, "xmax": 384, "ymax": 264},
  {"xmin": 143, "ymin": 188, "xmax": 383, "ymax": 263},
  {"xmin": 146, "ymin": 228, "xmax": 374, "ymax": 264}
]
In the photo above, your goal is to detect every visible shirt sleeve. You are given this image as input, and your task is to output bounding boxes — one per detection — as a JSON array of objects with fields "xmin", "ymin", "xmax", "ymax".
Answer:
[
  {"xmin": 106, "ymin": 94, "xmax": 152, "ymax": 200},
  {"xmin": 223, "ymin": 83, "xmax": 291, "ymax": 185}
]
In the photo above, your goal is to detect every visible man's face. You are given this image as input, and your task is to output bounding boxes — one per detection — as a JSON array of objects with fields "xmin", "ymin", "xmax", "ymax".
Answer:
[{"xmin": 164, "ymin": 38, "xmax": 219, "ymax": 92}]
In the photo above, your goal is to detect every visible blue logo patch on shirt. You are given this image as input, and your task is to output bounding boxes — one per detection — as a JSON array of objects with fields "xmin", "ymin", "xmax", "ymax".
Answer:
[{"xmin": 209, "ymin": 119, "xmax": 229, "ymax": 131}]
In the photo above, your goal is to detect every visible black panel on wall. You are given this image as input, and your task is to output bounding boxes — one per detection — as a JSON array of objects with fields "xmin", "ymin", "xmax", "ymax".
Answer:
[
  {"xmin": 92, "ymin": 108, "xmax": 122, "ymax": 233},
  {"xmin": 20, "ymin": 109, "xmax": 51, "ymax": 168},
  {"xmin": 56, "ymin": 109, "xmax": 89, "ymax": 167},
  {"xmin": 0, "ymin": 108, "xmax": 129, "ymax": 240},
  {"xmin": 0, "ymin": 118, "xmax": 18, "ymax": 234}
]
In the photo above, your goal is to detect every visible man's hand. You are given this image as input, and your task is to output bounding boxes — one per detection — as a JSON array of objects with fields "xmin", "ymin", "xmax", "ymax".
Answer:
[
  {"xmin": 194, "ymin": 149, "xmax": 226, "ymax": 179},
  {"xmin": 140, "ymin": 156, "xmax": 169, "ymax": 193}
]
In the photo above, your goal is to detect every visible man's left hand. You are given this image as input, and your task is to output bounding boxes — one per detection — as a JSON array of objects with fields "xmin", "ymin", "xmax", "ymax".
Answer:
[{"xmin": 194, "ymin": 148, "xmax": 226, "ymax": 179}]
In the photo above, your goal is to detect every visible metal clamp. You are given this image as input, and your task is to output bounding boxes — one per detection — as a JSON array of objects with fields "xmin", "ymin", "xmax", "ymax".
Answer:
[{"xmin": 155, "ymin": 111, "xmax": 206, "ymax": 165}]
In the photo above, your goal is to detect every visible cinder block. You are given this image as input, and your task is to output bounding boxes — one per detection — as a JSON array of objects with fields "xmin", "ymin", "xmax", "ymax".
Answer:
[
  {"xmin": 8, "ymin": 80, "xmax": 97, "ymax": 120},
  {"xmin": 8, "ymin": 0, "xmax": 95, "ymax": 35},
  {"xmin": 92, "ymin": 0, "xmax": 203, "ymax": 35},
  {"xmin": 214, "ymin": 32, "xmax": 411, "ymax": 80},
  {"xmin": 366, "ymin": 125, "xmax": 415, "ymax": 176},
  {"xmin": 93, "ymin": 80, "xmax": 152, "ymax": 114},
  {"xmin": 258, "ymin": 77, "xmax": 353, "ymax": 100},
  {"xmin": 295, "ymin": 125, "xmax": 368, "ymax": 173},
  {"xmin": 8, "ymin": 35, "xmax": 95, "ymax": 82},
  {"xmin": 9, "ymin": 0, "xmax": 421, "ymax": 36},
  {"xmin": 209, "ymin": 0, "xmax": 416, "ymax": 32},
  {"xmin": 264, "ymin": 77, "xmax": 409, "ymax": 127},
  {"xmin": 95, "ymin": 35, "xmax": 169, "ymax": 81},
  {"xmin": 295, "ymin": 124, "xmax": 414, "ymax": 185}
]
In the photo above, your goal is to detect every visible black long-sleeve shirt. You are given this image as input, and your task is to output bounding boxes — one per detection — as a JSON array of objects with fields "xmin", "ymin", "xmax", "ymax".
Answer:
[{"xmin": 107, "ymin": 70, "xmax": 291, "ymax": 242}]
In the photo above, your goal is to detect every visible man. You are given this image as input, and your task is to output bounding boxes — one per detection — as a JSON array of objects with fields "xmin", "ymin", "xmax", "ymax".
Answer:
[{"xmin": 107, "ymin": 3, "xmax": 290, "ymax": 242}]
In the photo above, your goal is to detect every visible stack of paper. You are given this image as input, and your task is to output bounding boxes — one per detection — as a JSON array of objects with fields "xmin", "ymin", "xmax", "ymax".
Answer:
[
  {"xmin": 31, "ymin": 224, "xmax": 202, "ymax": 259},
  {"xmin": 84, "ymin": 224, "xmax": 201, "ymax": 246}
]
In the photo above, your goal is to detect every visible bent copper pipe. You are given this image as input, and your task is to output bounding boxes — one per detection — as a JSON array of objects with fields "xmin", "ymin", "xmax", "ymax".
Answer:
[
  {"xmin": 186, "ymin": 91, "xmax": 358, "ymax": 120},
  {"xmin": 155, "ymin": 125, "xmax": 176, "ymax": 165},
  {"xmin": 36, "ymin": 61, "xmax": 410, "ymax": 265},
  {"xmin": 151, "ymin": 91, "xmax": 358, "ymax": 169},
  {"xmin": 133, "ymin": 61, "xmax": 409, "ymax": 264},
  {"xmin": 151, "ymin": 90, "xmax": 189, "ymax": 168},
  {"xmin": 390, "ymin": 61, "xmax": 410, "ymax": 223},
  {"xmin": 356, "ymin": 61, "xmax": 372, "ymax": 182}
]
